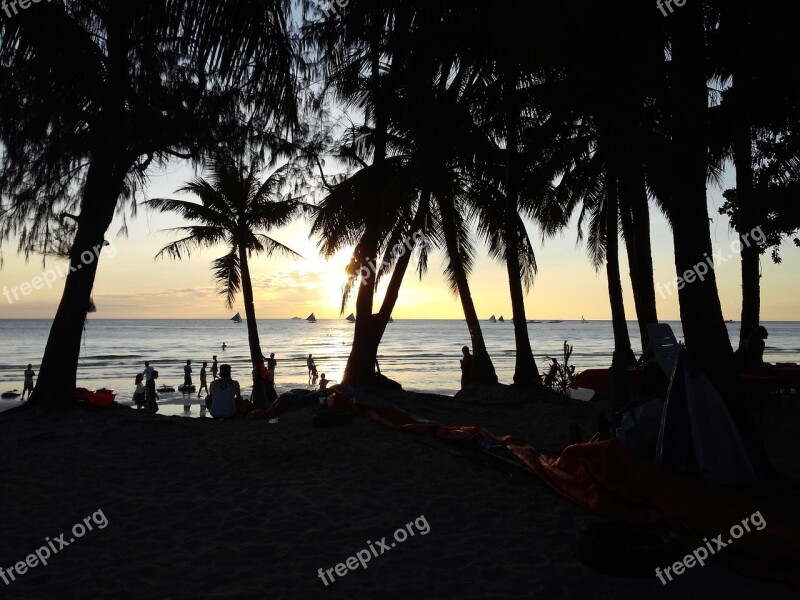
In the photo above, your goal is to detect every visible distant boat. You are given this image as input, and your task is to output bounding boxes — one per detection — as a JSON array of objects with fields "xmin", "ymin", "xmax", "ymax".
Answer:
[
  {"xmin": 346, "ymin": 313, "xmax": 356, "ymax": 323},
  {"xmin": 306, "ymin": 313, "xmax": 317, "ymax": 323},
  {"xmin": 548, "ymin": 320, "xmax": 563, "ymax": 324},
  {"xmin": 528, "ymin": 320, "xmax": 542, "ymax": 324},
  {"xmin": 488, "ymin": 315, "xmax": 496, "ymax": 323},
  {"xmin": 498, "ymin": 316, "xmax": 505, "ymax": 323},
  {"xmin": 581, "ymin": 316, "xmax": 587, "ymax": 324},
  {"xmin": 388, "ymin": 316, "xmax": 394, "ymax": 323},
  {"xmin": 231, "ymin": 312, "xmax": 242, "ymax": 323}
]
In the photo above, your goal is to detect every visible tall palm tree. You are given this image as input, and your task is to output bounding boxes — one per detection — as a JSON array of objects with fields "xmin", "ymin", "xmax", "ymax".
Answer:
[
  {"xmin": 144, "ymin": 156, "xmax": 304, "ymax": 404},
  {"xmin": 0, "ymin": 0, "xmax": 299, "ymax": 408}
]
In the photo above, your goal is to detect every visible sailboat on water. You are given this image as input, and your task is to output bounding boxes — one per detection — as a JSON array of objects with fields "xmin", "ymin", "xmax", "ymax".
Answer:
[
  {"xmin": 581, "ymin": 316, "xmax": 587, "ymax": 324},
  {"xmin": 346, "ymin": 313, "xmax": 356, "ymax": 323},
  {"xmin": 498, "ymin": 316, "xmax": 505, "ymax": 323},
  {"xmin": 306, "ymin": 313, "xmax": 317, "ymax": 323},
  {"xmin": 388, "ymin": 316, "xmax": 394, "ymax": 323},
  {"xmin": 488, "ymin": 314, "xmax": 497, "ymax": 323},
  {"xmin": 230, "ymin": 312, "xmax": 242, "ymax": 323}
]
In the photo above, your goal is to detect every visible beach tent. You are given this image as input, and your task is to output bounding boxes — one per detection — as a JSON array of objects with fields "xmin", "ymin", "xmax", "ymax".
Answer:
[{"xmin": 655, "ymin": 348, "xmax": 759, "ymax": 486}]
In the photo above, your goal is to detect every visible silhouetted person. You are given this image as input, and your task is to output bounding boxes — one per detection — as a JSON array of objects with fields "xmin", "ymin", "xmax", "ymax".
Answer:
[
  {"xmin": 307, "ymin": 354, "xmax": 316, "ymax": 383},
  {"xmin": 460, "ymin": 346, "xmax": 473, "ymax": 388},
  {"xmin": 198, "ymin": 361, "xmax": 209, "ymax": 398},
  {"xmin": 133, "ymin": 373, "xmax": 145, "ymax": 409},
  {"xmin": 184, "ymin": 359, "xmax": 193, "ymax": 387},
  {"xmin": 267, "ymin": 353, "xmax": 277, "ymax": 375},
  {"xmin": 145, "ymin": 370, "xmax": 159, "ymax": 412},
  {"xmin": 23, "ymin": 364, "xmax": 35, "ymax": 400},
  {"xmin": 207, "ymin": 364, "xmax": 244, "ymax": 419},
  {"xmin": 143, "ymin": 361, "xmax": 155, "ymax": 383},
  {"xmin": 741, "ymin": 326, "xmax": 769, "ymax": 372},
  {"xmin": 212, "ymin": 355, "xmax": 219, "ymax": 380}
]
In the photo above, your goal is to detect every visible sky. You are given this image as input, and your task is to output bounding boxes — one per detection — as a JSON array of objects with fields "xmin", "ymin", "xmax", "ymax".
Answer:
[{"xmin": 1, "ymin": 160, "xmax": 799, "ymax": 321}]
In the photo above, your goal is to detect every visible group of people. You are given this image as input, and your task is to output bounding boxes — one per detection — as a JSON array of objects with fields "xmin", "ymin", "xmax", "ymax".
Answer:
[{"xmin": 132, "ymin": 352, "xmax": 286, "ymax": 419}]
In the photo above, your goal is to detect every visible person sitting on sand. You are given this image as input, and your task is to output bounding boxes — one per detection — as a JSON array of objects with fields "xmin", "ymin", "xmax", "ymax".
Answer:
[
  {"xmin": 740, "ymin": 326, "xmax": 770, "ymax": 372},
  {"xmin": 207, "ymin": 364, "xmax": 245, "ymax": 419},
  {"xmin": 197, "ymin": 361, "xmax": 209, "ymax": 398},
  {"xmin": 145, "ymin": 370, "xmax": 159, "ymax": 412},
  {"xmin": 23, "ymin": 364, "xmax": 35, "ymax": 400},
  {"xmin": 459, "ymin": 346, "xmax": 473, "ymax": 388},
  {"xmin": 133, "ymin": 373, "xmax": 146, "ymax": 409},
  {"xmin": 319, "ymin": 373, "xmax": 335, "ymax": 391},
  {"xmin": 212, "ymin": 356, "xmax": 219, "ymax": 380}
]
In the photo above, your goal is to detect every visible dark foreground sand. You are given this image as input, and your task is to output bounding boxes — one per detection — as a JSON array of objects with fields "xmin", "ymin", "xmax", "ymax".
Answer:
[{"xmin": 0, "ymin": 386, "xmax": 798, "ymax": 600}]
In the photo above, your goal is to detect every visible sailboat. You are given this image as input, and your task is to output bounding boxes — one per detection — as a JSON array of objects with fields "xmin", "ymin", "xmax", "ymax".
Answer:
[
  {"xmin": 498, "ymin": 316, "xmax": 505, "ymax": 323},
  {"xmin": 306, "ymin": 313, "xmax": 317, "ymax": 323},
  {"xmin": 388, "ymin": 316, "xmax": 394, "ymax": 323},
  {"xmin": 581, "ymin": 316, "xmax": 587, "ymax": 324},
  {"xmin": 488, "ymin": 315, "xmax": 497, "ymax": 323},
  {"xmin": 346, "ymin": 313, "xmax": 356, "ymax": 323},
  {"xmin": 230, "ymin": 312, "xmax": 242, "ymax": 323}
]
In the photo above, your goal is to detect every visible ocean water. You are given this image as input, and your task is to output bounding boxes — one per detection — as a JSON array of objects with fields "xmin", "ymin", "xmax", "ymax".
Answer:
[{"xmin": 1, "ymin": 319, "xmax": 799, "ymax": 416}]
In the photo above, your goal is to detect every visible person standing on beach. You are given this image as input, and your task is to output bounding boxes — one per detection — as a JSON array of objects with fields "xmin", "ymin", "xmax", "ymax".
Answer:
[
  {"xmin": 212, "ymin": 356, "xmax": 219, "ymax": 380},
  {"xmin": 23, "ymin": 364, "xmax": 35, "ymax": 400},
  {"xmin": 267, "ymin": 353, "xmax": 277, "ymax": 376},
  {"xmin": 198, "ymin": 361, "xmax": 209, "ymax": 398},
  {"xmin": 184, "ymin": 360, "xmax": 193, "ymax": 388},
  {"xmin": 145, "ymin": 370, "xmax": 159, "ymax": 412},
  {"xmin": 307, "ymin": 354, "xmax": 316, "ymax": 383},
  {"xmin": 133, "ymin": 373, "xmax": 146, "ymax": 409},
  {"xmin": 460, "ymin": 346, "xmax": 473, "ymax": 389},
  {"xmin": 143, "ymin": 361, "xmax": 155, "ymax": 383}
]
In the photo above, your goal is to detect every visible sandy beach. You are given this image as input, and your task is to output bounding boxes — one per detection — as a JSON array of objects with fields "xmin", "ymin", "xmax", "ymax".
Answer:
[{"xmin": 1, "ymin": 386, "xmax": 798, "ymax": 600}]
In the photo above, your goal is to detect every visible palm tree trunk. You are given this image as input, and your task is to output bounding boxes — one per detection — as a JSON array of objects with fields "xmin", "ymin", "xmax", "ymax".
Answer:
[
  {"xmin": 341, "ymin": 28, "xmax": 385, "ymax": 387},
  {"xmin": 670, "ymin": 4, "xmax": 769, "ymax": 475},
  {"xmin": 438, "ymin": 198, "xmax": 498, "ymax": 385},
  {"xmin": 238, "ymin": 243, "xmax": 267, "ymax": 408},
  {"xmin": 504, "ymin": 73, "xmax": 539, "ymax": 387},
  {"xmin": 29, "ymin": 154, "xmax": 129, "ymax": 409},
  {"xmin": 619, "ymin": 155, "xmax": 658, "ymax": 352},
  {"xmin": 732, "ymin": 8, "xmax": 759, "ymax": 348},
  {"xmin": 606, "ymin": 176, "xmax": 635, "ymax": 409}
]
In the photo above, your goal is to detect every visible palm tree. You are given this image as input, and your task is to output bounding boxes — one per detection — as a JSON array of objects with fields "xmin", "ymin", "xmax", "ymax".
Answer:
[
  {"xmin": 144, "ymin": 156, "xmax": 304, "ymax": 405},
  {"xmin": 0, "ymin": 0, "xmax": 299, "ymax": 408}
]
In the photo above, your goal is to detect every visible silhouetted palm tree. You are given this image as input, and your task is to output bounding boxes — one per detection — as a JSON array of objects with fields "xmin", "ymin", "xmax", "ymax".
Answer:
[
  {"xmin": 0, "ymin": 0, "xmax": 299, "ymax": 408},
  {"xmin": 145, "ymin": 156, "xmax": 305, "ymax": 398}
]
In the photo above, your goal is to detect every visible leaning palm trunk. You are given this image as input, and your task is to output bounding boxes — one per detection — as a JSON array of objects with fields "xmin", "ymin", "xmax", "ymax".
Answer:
[
  {"xmin": 619, "ymin": 156, "xmax": 658, "ymax": 353},
  {"xmin": 30, "ymin": 152, "xmax": 129, "ymax": 409},
  {"xmin": 439, "ymin": 199, "xmax": 498, "ymax": 385},
  {"xmin": 238, "ymin": 244, "xmax": 267, "ymax": 408},
  {"xmin": 504, "ymin": 74, "xmax": 540, "ymax": 387},
  {"xmin": 605, "ymin": 176, "xmax": 635, "ymax": 409}
]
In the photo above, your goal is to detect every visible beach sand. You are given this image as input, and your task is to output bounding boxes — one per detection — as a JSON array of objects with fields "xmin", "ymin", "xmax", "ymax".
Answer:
[{"xmin": 0, "ymin": 386, "xmax": 798, "ymax": 599}]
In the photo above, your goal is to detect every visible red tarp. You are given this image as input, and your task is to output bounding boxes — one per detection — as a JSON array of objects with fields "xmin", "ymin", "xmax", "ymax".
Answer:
[{"xmin": 323, "ymin": 389, "xmax": 800, "ymax": 591}]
